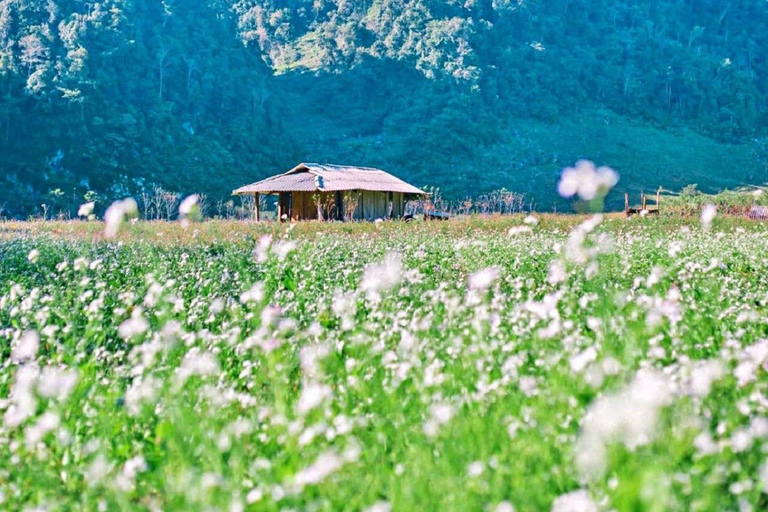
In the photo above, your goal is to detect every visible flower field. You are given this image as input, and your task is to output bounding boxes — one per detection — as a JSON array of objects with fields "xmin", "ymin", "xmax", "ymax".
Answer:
[{"xmin": 1, "ymin": 216, "xmax": 767, "ymax": 511}]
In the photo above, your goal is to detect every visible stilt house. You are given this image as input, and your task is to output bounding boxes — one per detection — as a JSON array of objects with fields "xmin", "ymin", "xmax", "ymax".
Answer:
[{"xmin": 232, "ymin": 163, "xmax": 426, "ymax": 221}]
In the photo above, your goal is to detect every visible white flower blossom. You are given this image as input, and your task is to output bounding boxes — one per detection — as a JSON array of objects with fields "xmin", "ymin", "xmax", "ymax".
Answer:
[
  {"xmin": 293, "ymin": 451, "xmax": 344, "ymax": 487},
  {"xmin": 558, "ymin": 160, "xmax": 618, "ymax": 201},
  {"xmin": 178, "ymin": 194, "xmax": 199, "ymax": 217},
  {"xmin": 296, "ymin": 382, "xmax": 332, "ymax": 416},
  {"xmin": 361, "ymin": 254, "xmax": 402, "ymax": 300},
  {"xmin": 469, "ymin": 267, "xmax": 500, "ymax": 290},
  {"xmin": 551, "ymin": 490, "xmax": 598, "ymax": 512},
  {"xmin": 78, "ymin": 202, "xmax": 95, "ymax": 218},
  {"xmin": 104, "ymin": 198, "xmax": 138, "ymax": 239},
  {"xmin": 12, "ymin": 330, "xmax": 40, "ymax": 362},
  {"xmin": 700, "ymin": 204, "xmax": 717, "ymax": 230}
]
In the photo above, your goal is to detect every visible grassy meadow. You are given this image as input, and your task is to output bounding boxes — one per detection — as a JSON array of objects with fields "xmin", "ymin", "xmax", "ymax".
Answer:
[{"xmin": 1, "ymin": 215, "xmax": 768, "ymax": 511}]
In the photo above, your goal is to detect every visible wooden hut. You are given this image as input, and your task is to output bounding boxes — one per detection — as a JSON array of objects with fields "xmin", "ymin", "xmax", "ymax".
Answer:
[{"xmin": 232, "ymin": 163, "xmax": 427, "ymax": 221}]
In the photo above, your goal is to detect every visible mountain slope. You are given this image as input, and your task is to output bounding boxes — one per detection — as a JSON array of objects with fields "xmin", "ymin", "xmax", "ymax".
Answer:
[{"xmin": 0, "ymin": 0, "xmax": 766, "ymax": 217}]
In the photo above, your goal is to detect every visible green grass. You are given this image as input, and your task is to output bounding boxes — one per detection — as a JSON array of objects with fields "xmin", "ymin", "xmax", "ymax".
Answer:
[{"xmin": 0, "ymin": 216, "xmax": 767, "ymax": 510}]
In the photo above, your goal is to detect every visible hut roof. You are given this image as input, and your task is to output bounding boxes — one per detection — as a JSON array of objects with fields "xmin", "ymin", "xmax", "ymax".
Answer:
[{"xmin": 232, "ymin": 163, "xmax": 426, "ymax": 196}]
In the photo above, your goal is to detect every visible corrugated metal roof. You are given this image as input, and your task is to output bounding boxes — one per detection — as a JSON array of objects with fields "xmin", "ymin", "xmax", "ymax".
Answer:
[{"xmin": 233, "ymin": 163, "xmax": 426, "ymax": 195}]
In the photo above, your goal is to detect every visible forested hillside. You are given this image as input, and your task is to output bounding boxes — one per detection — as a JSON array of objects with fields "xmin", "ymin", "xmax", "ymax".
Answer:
[{"xmin": 1, "ymin": 0, "xmax": 767, "ymax": 217}]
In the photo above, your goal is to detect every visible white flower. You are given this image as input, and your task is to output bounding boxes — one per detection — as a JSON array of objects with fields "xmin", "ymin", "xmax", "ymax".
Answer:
[
  {"xmin": 495, "ymin": 502, "xmax": 516, "ymax": 512},
  {"xmin": 24, "ymin": 411, "xmax": 60, "ymax": 448},
  {"xmin": 688, "ymin": 360, "xmax": 725, "ymax": 397},
  {"xmin": 293, "ymin": 451, "xmax": 344, "ymax": 487},
  {"xmin": 693, "ymin": 431, "xmax": 717, "ymax": 455},
  {"xmin": 523, "ymin": 215, "xmax": 539, "ymax": 225},
  {"xmin": 467, "ymin": 461, "xmax": 484, "ymax": 477},
  {"xmin": 576, "ymin": 370, "xmax": 673, "ymax": 479},
  {"xmin": 4, "ymin": 366, "xmax": 38, "ymax": 428},
  {"xmin": 469, "ymin": 267, "xmax": 500, "ymax": 290},
  {"xmin": 78, "ymin": 202, "xmax": 95, "ymax": 218},
  {"xmin": 115, "ymin": 455, "xmax": 147, "ymax": 492},
  {"xmin": 38, "ymin": 367, "xmax": 78, "ymax": 401},
  {"xmin": 176, "ymin": 351, "xmax": 220, "ymax": 385},
  {"xmin": 84, "ymin": 455, "xmax": 112, "ymax": 487},
  {"xmin": 569, "ymin": 347, "xmax": 598, "ymax": 373},
  {"xmin": 254, "ymin": 235, "xmax": 272, "ymax": 263},
  {"xmin": 365, "ymin": 501, "xmax": 392, "ymax": 512},
  {"xmin": 734, "ymin": 339, "xmax": 768, "ymax": 387},
  {"xmin": 272, "ymin": 240, "xmax": 297, "ymax": 261},
  {"xmin": 700, "ymin": 204, "xmax": 717, "ymax": 230},
  {"xmin": 508, "ymin": 226, "xmax": 533, "ymax": 236},
  {"xmin": 239, "ymin": 282, "xmax": 264, "ymax": 304},
  {"xmin": 124, "ymin": 376, "xmax": 162, "ymax": 416},
  {"xmin": 246, "ymin": 488, "xmax": 264, "ymax": 504},
  {"xmin": 118, "ymin": 310, "xmax": 149, "ymax": 340},
  {"xmin": 13, "ymin": 331, "xmax": 40, "ymax": 362},
  {"xmin": 547, "ymin": 260, "xmax": 567, "ymax": 284},
  {"xmin": 104, "ymin": 198, "xmax": 138, "ymax": 239},
  {"xmin": 295, "ymin": 382, "xmax": 332, "ymax": 416},
  {"xmin": 731, "ymin": 429, "xmax": 753, "ymax": 453},
  {"xmin": 551, "ymin": 490, "xmax": 598, "ymax": 512},
  {"xmin": 423, "ymin": 402, "xmax": 455, "ymax": 437},
  {"xmin": 361, "ymin": 254, "xmax": 402, "ymax": 300},
  {"xmin": 558, "ymin": 160, "xmax": 618, "ymax": 201},
  {"xmin": 178, "ymin": 194, "xmax": 199, "ymax": 217},
  {"xmin": 27, "ymin": 249, "xmax": 40, "ymax": 264}
]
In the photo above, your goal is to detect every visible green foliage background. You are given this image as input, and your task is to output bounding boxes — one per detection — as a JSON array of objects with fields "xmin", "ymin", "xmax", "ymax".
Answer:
[{"xmin": 1, "ymin": 0, "xmax": 767, "ymax": 216}]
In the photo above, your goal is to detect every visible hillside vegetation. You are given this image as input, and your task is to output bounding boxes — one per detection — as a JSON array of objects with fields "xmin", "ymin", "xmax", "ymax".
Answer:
[{"xmin": 1, "ymin": 1, "xmax": 767, "ymax": 217}]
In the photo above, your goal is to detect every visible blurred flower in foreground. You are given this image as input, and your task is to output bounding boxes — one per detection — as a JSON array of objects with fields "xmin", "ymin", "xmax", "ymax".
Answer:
[
  {"xmin": 179, "ymin": 195, "xmax": 199, "ymax": 217},
  {"xmin": 700, "ymin": 204, "xmax": 717, "ymax": 230},
  {"xmin": 576, "ymin": 369, "xmax": 673, "ymax": 480},
  {"xmin": 468, "ymin": 267, "xmax": 500, "ymax": 290},
  {"xmin": 104, "ymin": 198, "xmax": 138, "ymax": 239},
  {"xmin": 12, "ymin": 331, "xmax": 39, "ymax": 362},
  {"xmin": 551, "ymin": 490, "xmax": 598, "ymax": 512},
  {"xmin": 558, "ymin": 160, "xmax": 618, "ymax": 201},
  {"xmin": 361, "ymin": 254, "xmax": 402, "ymax": 300},
  {"xmin": 78, "ymin": 202, "xmax": 95, "ymax": 218}
]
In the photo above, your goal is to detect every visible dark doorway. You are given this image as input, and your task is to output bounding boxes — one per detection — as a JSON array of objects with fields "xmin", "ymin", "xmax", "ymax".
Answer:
[
  {"xmin": 335, "ymin": 191, "xmax": 344, "ymax": 220},
  {"xmin": 278, "ymin": 193, "xmax": 292, "ymax": 221}
]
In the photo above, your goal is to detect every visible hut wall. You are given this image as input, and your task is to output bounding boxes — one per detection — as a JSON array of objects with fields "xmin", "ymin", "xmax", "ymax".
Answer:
[
  {"xmin": 289, "ymin": 192, "xmax": 346, "ymax": 221},
  {"xmin": 393, "ymin": 192, "xmax": 404, "ymax": 218},
  {"xmin": 289, "ymin": 192, "xmax": 318, "ymax": 221},
  {"xmin": 351, "ymin": 191, "xmax": 394, "ymax": 220},
  {"xmin": 286, "ymin": 190, "xmax": 408, "ymax": 221}
]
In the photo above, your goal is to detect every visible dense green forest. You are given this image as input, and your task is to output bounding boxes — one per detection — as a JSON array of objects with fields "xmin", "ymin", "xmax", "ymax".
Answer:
[{"xmin": 1, "ymin": 0, "xmax": 767, "ymax": 217}]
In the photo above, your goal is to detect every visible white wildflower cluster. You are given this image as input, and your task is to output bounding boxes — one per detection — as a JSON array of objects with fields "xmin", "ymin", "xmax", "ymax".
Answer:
[
  {"xmin": 78, "ymin": 201, "xmax": 95, "ymax": 220},
  {"xmin": 700, "ymin": 204, "xmax": 717, "ymax": 230},
  {"xmin": 423, "ymin": 402, "xmax": 456, "ymax": 438},
  {"xmin": 468, "ymin": 266, "xmax": 500, "ymax": 291},
  {"xmin": 104, "ymin": 198, "xmax": 138, "ymax": 238},
  {"xmin": 253, "ymin": 234, "xmax": 297, "ymax": 263},
  {"xmin": 551, "ymin": 490, "xmax": 598, "ymax": 512},
  {"xmin": 361, "ymin": 253, "xmax": 403, "ymax": 300},
  {"xmin": 3, "ymin": 197, "xmax": 768, "ymax": 510},
  {"xmin": 558, "ymin": 160, "xmax": 619, "ymax": 201},
  {"xmin": 576, "ymin": 370, "xmax": 674, "ymax": 480}
]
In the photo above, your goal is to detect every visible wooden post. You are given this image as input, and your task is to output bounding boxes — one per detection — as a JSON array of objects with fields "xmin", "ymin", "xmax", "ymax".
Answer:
[
  {"xmin": 642, "ymin": 194, "xmax": 647, "ymax": 211},
  {"xmin": 656, "ymin": 187, "xmax": 661, "ymax": 211},
  {"xmin": 254, "ymin": 193, "xmax": 260, "ymax": 222},
  {"xmin": 624, "ymin": 193, "xmax": 629, "ymax": 217}
]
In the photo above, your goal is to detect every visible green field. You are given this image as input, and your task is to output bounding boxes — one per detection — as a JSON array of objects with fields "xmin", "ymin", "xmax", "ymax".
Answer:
[{"xmin": 1, "ymin": 216, "xmax": 768, "ymax": 510}]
